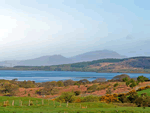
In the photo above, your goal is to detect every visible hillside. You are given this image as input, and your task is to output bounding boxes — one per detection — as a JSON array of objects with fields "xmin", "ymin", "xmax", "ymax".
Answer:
[{"xmin": 13, "ymin": 57, "xmax": 150, "ymax": 73}]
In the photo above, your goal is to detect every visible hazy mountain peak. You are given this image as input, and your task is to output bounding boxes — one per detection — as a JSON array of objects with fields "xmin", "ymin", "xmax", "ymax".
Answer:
[
  {"xmin": 70, "ymin": 50, "xmax": 127, "ymax": 62},
  {"xmin": 0, "ymin": 50, "xmax": 127, "ymax": 67}
]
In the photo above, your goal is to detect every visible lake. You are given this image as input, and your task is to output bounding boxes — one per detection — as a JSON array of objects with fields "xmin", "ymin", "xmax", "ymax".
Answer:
[{"xmin": 0, "ymin": 70, "xmax": 149, "ymax": 82}]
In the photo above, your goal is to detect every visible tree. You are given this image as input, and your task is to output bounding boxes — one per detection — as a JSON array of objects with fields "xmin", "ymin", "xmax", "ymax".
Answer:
[
  {"xmin": 2, "ymin": 83, "xmax": 19, "ymax": 96},
  {"xmin": 63, "ymin": 80, "xmax": 75, "ymax": 86},
  {"xmin": 77, "ymin": 79, "xmax": 89, "ymax": 85},
  {"xmin": 56, "ymin": 92, "xmax": 75, "ymax": 103},
  {"xmin": 122, "ymin": 77, "xmax": 129, "ymax": 82},
  {"xmin": 137, "ymin": 75, "xmax": 149, "ymax": 83},
  {"xmin": 57, "ymin": 81, "xmax": 64, "ymax": 87}
]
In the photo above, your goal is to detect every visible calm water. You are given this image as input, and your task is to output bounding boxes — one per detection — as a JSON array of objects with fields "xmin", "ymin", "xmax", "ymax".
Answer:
[{"xmin": 0, "ymin": 70, "xmax": 150, "ymax": 82}]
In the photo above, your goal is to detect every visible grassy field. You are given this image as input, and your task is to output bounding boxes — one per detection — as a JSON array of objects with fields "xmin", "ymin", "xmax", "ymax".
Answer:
[
  {"xmin": 0, "ymin": 96, "xmax": 149, "ymax": 113},
  {"xmin": 137, "ymin": 88, "xmax": 150, "ymax": 96}
]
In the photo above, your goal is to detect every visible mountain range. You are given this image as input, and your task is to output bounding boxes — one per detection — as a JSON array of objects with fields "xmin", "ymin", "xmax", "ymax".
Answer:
[{"xmin": 0, "ymin": 50, "xmax": 127, "ymax": 67}]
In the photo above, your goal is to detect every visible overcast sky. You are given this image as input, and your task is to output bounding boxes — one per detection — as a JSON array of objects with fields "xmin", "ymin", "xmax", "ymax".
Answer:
[{"xmin": 0, "ymin": 0, "xmax": 150, "ymax": 61}]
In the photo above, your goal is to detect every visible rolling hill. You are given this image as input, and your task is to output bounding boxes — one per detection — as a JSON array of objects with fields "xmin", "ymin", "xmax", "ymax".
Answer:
[{"xmin": 13, "ymin": 57, "xmax": 150, "ymax": 73}]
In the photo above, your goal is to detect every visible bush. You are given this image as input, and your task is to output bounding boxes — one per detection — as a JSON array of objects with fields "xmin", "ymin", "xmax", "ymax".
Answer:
[
  {"xmin": 92, "ymin": 78, "xmax": 106, "ymax": 83},
  {"xmin": 74, "ymin": 91, "xmax": 81, "ymax": 96},
  {"xmin": 28, "ymin": 93, "xmax": 30, "ymax": 97},
  {"xmin": 74, "ymin": 97, "xmax": 81, "ymax": 103},
  {"xmin": 18, "ymin": 80, "xmax": 35, "ymax": 88},
  {"xmin": 56, "ymin": 92, "xmax": 75, "ymax": 103},
  {"xmin": 100, "ymin": 94, "xmax": 119, "ymax": 103},
  {"xmin": 112, "ymin": 74, "xmax": 130, "ymax": 81},
  {"xmin": 57, "ymin": 81, "xmax": 64, "ymax": 87},
  {"xmin": 77, "ymin": 79, "xmax": 89, "ymax": 85},
  {"xmin": 122, "ymin": 77, "xmax": 129, "ymax": 82},
  {"xmin": 82, "ymin": 95, "xmax": 99, "ymax": 102},
  {"xmin": 87, "ymin": 84, "xmax": 98, "ymax": 92},
  {"xmin": 125, "ymin": 79, "xmax": 137, "ymax": 88},
  {"xmin": 128, "ymin": 93, "xmax": 138, "ymax": 103},
  {"xmin": 114, "ymin": 83, "xmax": 119, "ymax": 87},
  {"xmin": 119, "ymin": 95, "xmax": 130, "ymax": 103},
  {"xmin": 137, "ymin": 75, "xmax": 149, "ymax": 82},
  {"xmin": 1, "ymin": 83, "xmax": 19, "ymax": 96},
  {"xmin": 51, "ymin": 88, "xmax": 59, "ymax": 95},
  {"xmin": 126, "ymin": 81, "xmax": 130, "ymax": 86},
  {"xmin": 106, "ymin": 88, "xmax": 112, "ymax": 94},
  {"xmin": 63, "ymin": 80, "xmax": 75, "ymax": 86},
  {"xmin": 36, "ymin": 87, "xmax": 59, "ymax": 95},
  {"xmin": 129, "ymin": 81, "xmax": 137, "ymax": 88}
]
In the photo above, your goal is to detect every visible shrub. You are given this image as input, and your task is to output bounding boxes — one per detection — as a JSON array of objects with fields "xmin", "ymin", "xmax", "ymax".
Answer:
[
  {"xmin": 82, "ymin": 95, "xmax": 99, "ymax": 102},
  {"xmin": 87, "ymin": 84, "xmax": 98, "ymax": 92},
  {"xmin": 106, "ymin": 88, "xmax": 112, "ymax": 94},
  {"xmin": 56, "ymin": 81, "xmax": 64, "ymax": 87},
  {"xmin": 74, "ymin": 97, "xmax": 81, "ymax": 103},
  {"xmin": 28, "ymin": 93, "xmax": 30, "ymax": 97},
  {"xmin": 126, "ymin": 81, "xmax": 130, "ymax": 86},
  {"xmin": 56, "ymin": 92, "xmax": 75, "ymax": 103},
  {"xmin": 63, "ymin": 80, "xmax": 75, "ymax": 86},
  {"xmin": 137, "ymin": 75, "xmax": 149, "ymax": 83},
  {"xmin": 74, "ymin": 91, "xmax": 81, "ymax": 96},
  {"xmin": 35, "ymin": 90, "xmax": 41, "ymax": 95},
  {"xmin": 119, "ymin": 95, "xmax": 130, "ymax": 103},
  {"xmin": 113, "ymin": 93, "xmax": 118, "ymax": 97},
  {"xmin": 118, "ymin": 93, "xmax": 126, "ymax": 97},
  {"xmin": 128, "ymin": 93, "xmax": 138, "ymax": 103},
  {"xmin": 51, "ymin": 88, "xmax": 59, "ymax": 95},
  {"xmin": 36, "ymin": 87, "xmax": 59, "ymax": 95},
  {"xmin": 129, "ymin": 81, "xmax": 137, "ymax": 88},
  {"xmin": 112, "ymin": 74, "xmax": 130, "ymax": 81},
  {"xmin": 122, "ymin": 77, "xmax": 129, "ymax": 82},
  {"xmin": 126, "ymin": 90, "xmax": 137, "ymax": 96},
  {"xmin": 18, "ymin": 80, "xmax": 35, "ymax": 88},
  {"xmin": 77, "ymin": 79, "xmax": 89, "ymax": 85},
  {"xmin": 114, "ymin": 83, "xmax": 119, "ymax": 87},
  {"xmin": 126, "ymin": 79, "xmax": 137, "ymax": 88},
  {"xmin": 100, "ymin": 94, "xmax": 119, "ymax": 103},
  {"xmin": 2, "ymin": 83, "xmax": 19, "ymax": 96},
  {"xmin": 92, "ymin": 78, "xmax": 106, "ymax": 83}
]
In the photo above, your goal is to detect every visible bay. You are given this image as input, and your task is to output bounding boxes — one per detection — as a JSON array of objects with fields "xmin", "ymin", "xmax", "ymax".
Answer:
[{"xmin": 0, "ymin": 70, "xmax": 149, "ymax": 82}]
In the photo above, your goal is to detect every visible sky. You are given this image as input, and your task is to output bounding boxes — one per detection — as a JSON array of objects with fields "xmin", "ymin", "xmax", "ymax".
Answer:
[{"xmin": 0, "ymin": 0, "xmax": 150, "ymax": 61}]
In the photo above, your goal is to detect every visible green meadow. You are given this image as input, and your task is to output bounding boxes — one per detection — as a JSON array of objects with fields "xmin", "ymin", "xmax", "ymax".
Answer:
[
  {"xmin": 0, "ymin": 96, "xmax": 149, "ymax": 113},
  {"xmin": 137, "ymin": 88, "xmax": 150, "ymax": 96}
]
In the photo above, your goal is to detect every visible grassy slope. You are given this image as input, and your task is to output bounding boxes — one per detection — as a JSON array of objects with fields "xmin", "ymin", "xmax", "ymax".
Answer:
[
  {"xmin": 0, "ymin": 96, "xmax": 149, "ymax": 113},
  {"xmin": 137, "ymin": 88, "xmax": 150, "ymax": 96}
]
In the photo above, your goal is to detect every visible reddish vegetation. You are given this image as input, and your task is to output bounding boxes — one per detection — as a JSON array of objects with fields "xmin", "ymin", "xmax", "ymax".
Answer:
[{"xmin": 13, "ymin": 81, "xmax": 150, "ymax": 99}]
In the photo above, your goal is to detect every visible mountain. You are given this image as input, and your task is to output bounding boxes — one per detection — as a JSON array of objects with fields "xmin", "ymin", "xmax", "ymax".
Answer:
[
  {"xmin": 0, "ymin": 55, "xmax": 73, "ymax": 67},
  {"xmin": 17, "ymin": 55, "xmax": 73, "ymax": 66},
  {"xmin": 0, "ymin": 50, "xmax": 127, "ymax": 67},
  {"xmin": 69, "ymin": 50, "xmax": 127, "ymax": 62}
]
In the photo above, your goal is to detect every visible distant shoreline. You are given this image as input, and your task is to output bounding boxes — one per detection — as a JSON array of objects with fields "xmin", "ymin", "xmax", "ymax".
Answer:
[{"xmin": 0, "ymin": 68, "xmax": 150, "ymax": 74}]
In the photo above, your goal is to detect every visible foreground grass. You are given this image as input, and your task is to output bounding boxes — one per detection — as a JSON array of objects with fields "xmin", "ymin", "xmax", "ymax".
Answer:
[
  {"xmin": 0, "ymin": 96, "xmax": 149, "ymax": 113},
  {"xmin": 137, "ymin": 88, "xmax": 150, "ymax": 96}
]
